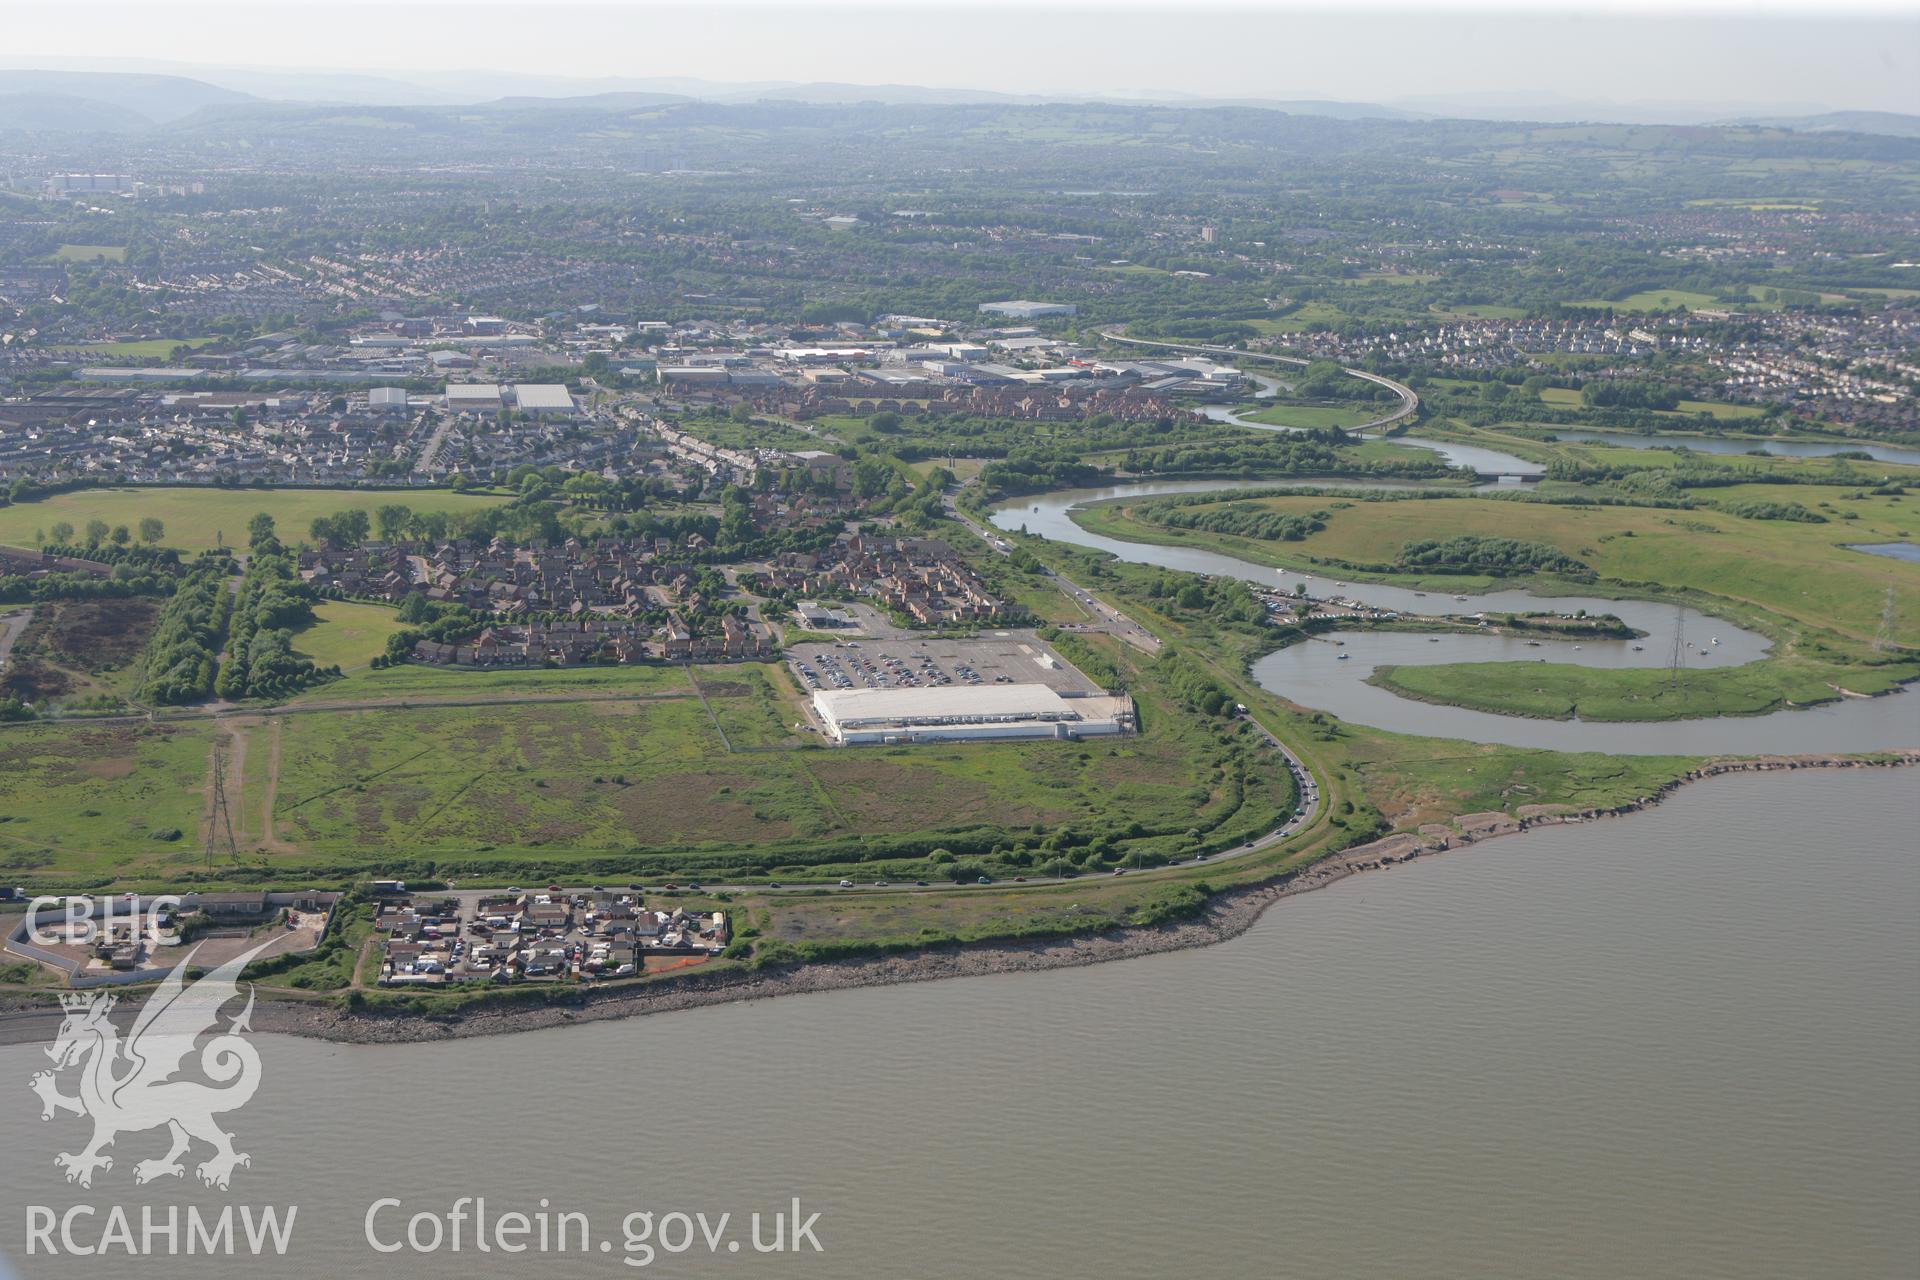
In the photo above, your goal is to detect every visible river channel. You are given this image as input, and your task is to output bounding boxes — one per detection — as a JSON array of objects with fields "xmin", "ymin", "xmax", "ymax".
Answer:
[{"xmin": 991, "ymin": 480, "xmax": 1917, "ymax": 753}]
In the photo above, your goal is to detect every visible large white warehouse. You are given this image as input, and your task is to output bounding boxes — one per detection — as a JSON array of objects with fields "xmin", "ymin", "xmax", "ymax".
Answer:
[{"xmin": 811, "ymin": 684, "xmax": 1133, "ymax": 745}]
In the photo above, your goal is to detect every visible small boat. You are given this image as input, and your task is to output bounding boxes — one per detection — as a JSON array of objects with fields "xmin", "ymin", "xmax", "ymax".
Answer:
[
  {"xmin": 1572, "ymin": 645, "xmax": 1582, "ymax": 651},
  {"xmin": 1454, "ymin": 595, "xmax": 1468, "ymax": 602},
  {"xmin": 1428, "ymin": 636, "xmax": 1440, "ymax": 643},
  {"xmin": 1712, "ymin": 637, "xmax": 1720, "ymax": 645},
  {"xmin": 1414, "ymin": 592, "xmax": 1426, "ymax": 597},
  {"xmin": 1632, "ymin": 644, "xmax": 1644, "ymax": 651},
  {"xmin": 1336, "ymin": 653, "xmax": 1350, "ymax": 661},
  {"xmin": 1525, "ymin": 640, "xmax": 1541, "ymax": 647}
]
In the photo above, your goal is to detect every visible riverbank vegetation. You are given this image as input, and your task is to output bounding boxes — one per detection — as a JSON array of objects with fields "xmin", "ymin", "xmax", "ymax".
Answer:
[{"xmin": 1073, "ymin": 474, "xmax": 1917, "ymax": 722}]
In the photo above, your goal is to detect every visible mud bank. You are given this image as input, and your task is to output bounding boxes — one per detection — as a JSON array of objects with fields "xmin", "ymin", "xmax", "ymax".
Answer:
[{"xmin": 0, "ymin": 752, "xmax": 1910, "ymax": 1048}]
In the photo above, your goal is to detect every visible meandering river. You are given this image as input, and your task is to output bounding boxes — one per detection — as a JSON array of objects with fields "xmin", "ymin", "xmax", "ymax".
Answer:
[{"xmin": 993, "ymin": 481, "xmax": 1917, "ymax": 753}]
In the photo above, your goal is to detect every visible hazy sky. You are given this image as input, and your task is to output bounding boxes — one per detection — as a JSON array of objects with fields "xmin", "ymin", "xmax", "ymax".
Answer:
[{"xmin": 8, "ymin": 1, "xmax": 1919, "ymax": 114}]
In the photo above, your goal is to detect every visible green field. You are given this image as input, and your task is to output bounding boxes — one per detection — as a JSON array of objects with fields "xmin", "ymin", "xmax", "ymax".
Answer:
[
  {"xmin": 0, "ymin": 598, "xmax": 157, "ymax": 709},
  {"xmin": 0, "ymin": 641, "xmax": 1296, "ymax": 887},
  {"xmin": 0, "ymin": 486, "xmax": 510, "ymax": 553},
  {"xmin": 45, "ymin": 337, "xmax": 219, "ymax": 360},
  {"xmin": 1565, "ymin": 289, "xmax": 1766, "ymax": 313},
  {"xmin": 290, "ymin": 601, "xmax": 408, "ymax": 671},
  {"xmin": 1372, "ymin": 651, "xmax": 1913, "ymax": 723},
  {"xmin": 52, "ymin": 244, "xmax": 126, "ymax": 263},
  {"xmin": 1105, "ymin": 489, "xmax": 1918, "ymax": 643},
  {"xmin": 1420, "ymin": 421, "xmax": 1920, "ymax": 486},
  {"xmin": 1241, "ymin": 402, "xmax": 1384, "ymax": 430},
  {"xmin": 1249, "ymin": 302, "xmax": 1347, "ymax": 333},
  {"xmin": 1534, "ymin": 387, "xmax": 1766, "ymax": 420},
  {"xmin": 1086, "ymin": 485, "xmax": 1918, "ymax": 721}
]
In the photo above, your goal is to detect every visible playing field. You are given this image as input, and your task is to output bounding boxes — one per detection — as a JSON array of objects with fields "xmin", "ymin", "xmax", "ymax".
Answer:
[
  {"xmin": 290, "ymin": 601, "xmax": 409, "ymax": 671},
  {"xmin": 0, "ymin": 486, "xmax": 510, "ymax": 553},
  {"xmin": 52, "ymin": 244, "xmax": 126, "ymax": 263}
]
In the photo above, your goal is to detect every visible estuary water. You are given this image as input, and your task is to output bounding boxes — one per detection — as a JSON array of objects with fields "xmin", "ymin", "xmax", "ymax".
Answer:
[
  {"xmin": 1548, "ymin": 428, "xmax": 1920, "ymax": 468},
  {"xmin": 0, "ymin": 770, "xmax": 1912, "ymax": 1279}
]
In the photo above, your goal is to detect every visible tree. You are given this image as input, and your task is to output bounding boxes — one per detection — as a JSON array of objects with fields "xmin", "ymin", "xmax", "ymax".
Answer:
[
  {"xmin": 375, "ymin": 504, "xmax": 413, "ymax": 542},
  {"xmin": 109, "ymin": 525, "xmax": 131, "ymax": 547},
  {"xmin": 247, "ymin": 512, "xmax": 276, "ymax": 549},
  {"xmin": 84, "ymin": 519, "xmax": 109, "ymax": 547},
  {"xmin": 50, "ymin": 520, "xmax": 74, "ymax": 544},
  {"xmin": 138, "ymin": 517, "xmax": 165, "ymax": 545}
]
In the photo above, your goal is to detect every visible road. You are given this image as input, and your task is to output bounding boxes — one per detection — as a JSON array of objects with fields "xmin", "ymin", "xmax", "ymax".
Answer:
[
  {"xmin": 1099, "ymin": 329, "xmax": 1420, "ymax": 435},
  {"xmin": 0, "ymin": 606, "xmax": 33, "ymax": 677},
  {"xmin": 945, "ymin": 492, "xmax": 1161, "ymax": 653},
  {"xmin": 411, "ymin": 413, "xmax": 457, "ymax": 476}
]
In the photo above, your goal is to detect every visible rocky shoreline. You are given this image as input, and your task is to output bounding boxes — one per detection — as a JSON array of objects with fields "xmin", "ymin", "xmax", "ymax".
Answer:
[{"xmin": 0, "ymin": 751, "xmax": 1910, "ymax": 1048}]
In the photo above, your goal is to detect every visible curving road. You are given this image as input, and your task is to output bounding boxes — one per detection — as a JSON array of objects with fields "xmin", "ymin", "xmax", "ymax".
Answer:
[{"xmin": 1099, "ymin": 329, "xmax": 1421, "ymax": 435}]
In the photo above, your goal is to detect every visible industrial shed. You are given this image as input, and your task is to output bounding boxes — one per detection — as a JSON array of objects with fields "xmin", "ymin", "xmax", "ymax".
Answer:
[{"xmin": 811, "ymin": 684, "xmax": 1133, "ymax": 745}]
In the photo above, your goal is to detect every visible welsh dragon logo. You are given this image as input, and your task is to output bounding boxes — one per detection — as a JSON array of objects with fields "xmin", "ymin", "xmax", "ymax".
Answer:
[{"xmin": 28, "ymin": 942, "xmax": 271, "ymax": 1190}]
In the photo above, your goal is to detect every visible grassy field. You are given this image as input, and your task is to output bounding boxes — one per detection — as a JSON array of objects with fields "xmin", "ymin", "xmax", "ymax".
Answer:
[
  {"xmin": 1534, "ymin": 387, "xmax": 1767, "ymax": 420},
  {"xmin": 1104, "ymin": 490, "xmax": 1917, "ymax": 643},
  {"xmin": 287, "ymin": 657, "xmax": 693, "ymax": 704},
  {"xmin": 1241, "ymin": 402, "xmax": 1384, "ymax": 430},
  {"xmin": 290, "ymin": 601, "xmax": 408, "ymax": 671},
  {"xmin": 1418, "ymin": 421, "xmax": 1920, "ymax": 487},
  {"xmin": 1565, "ymin": 288, "xmax": 1772, "ymax": 313},
  {"xmin": 45, "ymin": 337, "xmax": 219, "ymax": 360},
  {"xmin": 1372, "ymin": 652, "xmax": 1914, "ymax": 723},
  {"xmin": 52, "ymin": 244, "xmax": 126, "ymax": 263},
  {"xmin": 1249, "ymin": 302, "xmax": 1346, "ymax": 334},
  {"xmin": 0, "ymin": 721, "xmax": 214, "ymax": 882},
  {"xmin": 0, "ymin": 638, "xmax": 1295, "ymax": 888},
  {"xmin": 0, "ymin": 598, "xmax": 157, "ymax": 708},
  {"xmin": 1083, "ymin": 485, "xmax": 1917, "ymax": 720},
  {"xmin": 0, "ymin": 486, "xmax": 510, "ymax": 553}
]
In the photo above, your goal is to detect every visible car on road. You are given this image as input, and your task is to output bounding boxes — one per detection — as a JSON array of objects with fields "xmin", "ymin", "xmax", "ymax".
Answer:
[{"xmin": 839, "ymin": 879, "xmax": 855, "ymax": 888}]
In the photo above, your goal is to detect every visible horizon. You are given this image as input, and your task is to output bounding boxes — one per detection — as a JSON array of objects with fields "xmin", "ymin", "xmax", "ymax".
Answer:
[{"xmin": 4, "ymin": 3, "xmax": 1919, "ymax": 118}]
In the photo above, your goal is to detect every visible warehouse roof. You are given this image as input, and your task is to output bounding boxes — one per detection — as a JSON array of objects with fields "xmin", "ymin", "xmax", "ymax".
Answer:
[
  {"xmin": 813, "ymin": 683, "xmax": 1077, "ymax": 730},
  {"xmin": 512, "ymin": 383, "xmax": 574, "ymax": 411}
]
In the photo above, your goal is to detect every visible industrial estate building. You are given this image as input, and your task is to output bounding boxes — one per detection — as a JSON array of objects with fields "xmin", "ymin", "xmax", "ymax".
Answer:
[{"xmin": 810, "ymin": 684, "xmax": 1134, "ymax": 745}]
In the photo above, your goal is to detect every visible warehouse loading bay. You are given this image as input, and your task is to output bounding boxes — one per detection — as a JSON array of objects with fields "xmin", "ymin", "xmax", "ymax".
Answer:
[
  {"xmin": 787, "ymin": 630, "xmax": 1105, "ymax": 698},
  {"xmin": 787, "ymin": 629, "xmax": 1135, "ymax": 744}
]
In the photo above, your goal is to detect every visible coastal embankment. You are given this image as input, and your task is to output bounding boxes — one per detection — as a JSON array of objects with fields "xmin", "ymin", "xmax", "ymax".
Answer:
[{"xmin": 4, "ymin": 751, "xmax": 1903, "ymax": 1047}]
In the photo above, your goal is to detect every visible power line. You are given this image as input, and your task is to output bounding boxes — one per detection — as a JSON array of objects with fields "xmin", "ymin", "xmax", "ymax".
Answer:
[
  {"xmin": 205, "ymin": 744, "xmax": 239, "ymax": 869},
  {"xmin": 1668, "ymin": 603, "xmax": 1686, "ymax": 690}
]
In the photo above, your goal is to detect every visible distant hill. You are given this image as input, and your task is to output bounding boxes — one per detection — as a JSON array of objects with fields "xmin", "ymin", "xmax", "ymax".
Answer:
[
  {"xmin": 471, "ymin": 91, "xmax": 697, "ymax": 113},
  {"xmin": 0, "ymin": 91, "xmax": 150, "ymax": 134},
  {"xmin": 1723, "ymin": 111, "xmax": 1920, "ymax": 139},
  {"xmin": 0, "ymin": 69, "xmax": 251, "ymax": 125}
]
